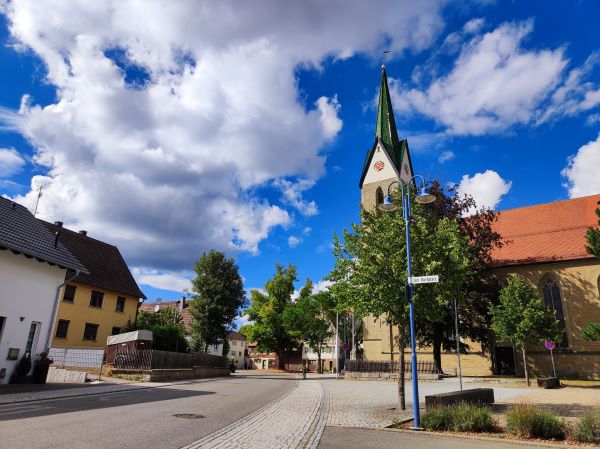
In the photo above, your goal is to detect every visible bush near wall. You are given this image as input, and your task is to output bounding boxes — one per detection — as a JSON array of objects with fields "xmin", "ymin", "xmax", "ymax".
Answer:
[
  {"xmin": 573, "ymin": 407, "xmax": 600, "ymax": 444},
  {"xmin": 422, "ymin": 403, "xmax": 496, "ymax": 433},
  {"xmin": 506, "ymin": 403, "xmax": 566, "ymax": 440}
]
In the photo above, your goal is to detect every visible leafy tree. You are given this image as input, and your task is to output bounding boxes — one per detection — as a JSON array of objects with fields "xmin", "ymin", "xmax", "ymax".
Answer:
[
  {"xmin": 329, "ymin": 188, "xmax": 473, "ymax": 410},
  {"xmin": 188, "ymin": 250, "xmax": 246, "ymax": 353},
  {"xmin": 490, "ymin": 274, "xmax": 562, "ymax": 386},
  {"xmin": 585, "ymin": 208, "xmax": 600, "ymax": 261},
  {"xmin": 126, "ymin": 309, "xmax": 188, "ymax": 352},
  {"xmin": 581, "ymin": 322, "xmax": 600, "ymax": 341},
  {"xmin": 243, "ymin": 263, "xmax": 298, "ymax": 370},
  {"xmin": 283, "ymin": 279, "xmax": 335, "ymax": 373}
]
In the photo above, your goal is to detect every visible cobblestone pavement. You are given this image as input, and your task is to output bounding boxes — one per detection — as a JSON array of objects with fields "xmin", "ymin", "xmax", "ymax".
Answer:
[{"xmin": 182, "ymin": 379, "xmax": 328, "ymax": 449}]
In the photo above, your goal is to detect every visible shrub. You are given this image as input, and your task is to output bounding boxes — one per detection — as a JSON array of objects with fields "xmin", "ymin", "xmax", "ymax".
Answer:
[
  {"xmin": 573, "ymin": 407, "xmax": 600, "ymax": 443},
  {"xmin": 506, "ymin": 403, "xmax": 565, "ymax": 440},
  {"xmin": 422, "ymin": 402, "xmax": 495, "ymax": 433}
]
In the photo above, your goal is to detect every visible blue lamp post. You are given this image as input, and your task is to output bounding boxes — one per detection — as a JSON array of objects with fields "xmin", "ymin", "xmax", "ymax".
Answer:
[{"xmin": 378, "ymin": 175, "xmax": 435, "ymax": 429}]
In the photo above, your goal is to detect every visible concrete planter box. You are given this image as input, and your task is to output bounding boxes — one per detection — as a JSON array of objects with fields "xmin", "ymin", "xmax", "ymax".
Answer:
[
  {"xmin": 537, "ymin": 377, "xmax": 561, "ymax": 389},
  {"xmin": 425, "ymin": 388, "xmax": 494, "ymax": 409}
]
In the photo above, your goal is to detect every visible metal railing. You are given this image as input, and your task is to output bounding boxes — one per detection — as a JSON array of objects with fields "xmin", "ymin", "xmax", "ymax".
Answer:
[
  {"xmin": 112, "ymin": 348, "xmax": 228, "ymax": 371},
  {"xmin": 344, "ymin": 359, "xmax": 440, "ymax": 374},
  {"xmin": 49, "ymin": 347, "xmax": 105, "ymax": 369}
]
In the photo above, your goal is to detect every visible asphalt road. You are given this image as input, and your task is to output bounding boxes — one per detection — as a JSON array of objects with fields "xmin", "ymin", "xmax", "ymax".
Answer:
[
  {"xmin": 318, "ymin": 427, "xmax": 559, "ymax": 449},
  {"xmin": 0, "ymin": 374, "xmax": 297, "ymax": 449}
]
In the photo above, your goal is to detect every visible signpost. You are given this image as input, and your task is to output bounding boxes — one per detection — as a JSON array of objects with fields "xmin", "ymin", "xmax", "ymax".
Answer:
[
  {"xmin": 545, "ymin": 341, "xmax": 557, "ymax": 378},
  {"xmin": 409, "ymin": 275, "xmax": 439, "ymax": 284}
]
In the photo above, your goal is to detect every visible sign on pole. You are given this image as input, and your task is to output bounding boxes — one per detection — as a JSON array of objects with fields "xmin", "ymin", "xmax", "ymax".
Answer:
[
  {"xmin": 410, "ymin": 275, "xmax": 439, "ymax": 284},
  {"xmin": 545, "ymin": 341, "xmax": 557, "ymax": 378}
]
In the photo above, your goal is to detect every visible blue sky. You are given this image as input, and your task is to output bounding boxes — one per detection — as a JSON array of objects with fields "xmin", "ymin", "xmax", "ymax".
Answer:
[{"xmin": 1, "ymin": 1, "xmax": 599, "ymax": 311}]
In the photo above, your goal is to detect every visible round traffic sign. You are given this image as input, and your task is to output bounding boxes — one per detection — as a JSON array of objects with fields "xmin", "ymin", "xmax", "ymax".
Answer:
[
  {"xmin": 342, "ymin": 342, "xmax": 349, "ymax": 351},
  {"xmin": 545, "ymin": 341, "xmax": 555, "ymax": 350}
]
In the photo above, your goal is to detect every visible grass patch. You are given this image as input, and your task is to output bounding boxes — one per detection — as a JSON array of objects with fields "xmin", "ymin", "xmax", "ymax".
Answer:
[
  {"xmin": 573, "ymin": 407, "xmax": 600, "ymax": 444},
  {"xmin": 506, "ymin": 403, "xmax": 565, "ymax": 440},
  {"xmin": 422, "ymin": 402, "xmax": 496, "ymax": 433}
]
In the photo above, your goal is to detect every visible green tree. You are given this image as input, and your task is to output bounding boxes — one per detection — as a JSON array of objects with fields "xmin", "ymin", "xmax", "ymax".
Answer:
[
  {"xmin": 126, "ymin": 309, "xmax": 188, "ymax": 352},
  {"xmin": 585, "ymin": 208, "xmax": 600, "ymax": 261},
  {"xmin": 329, "ymin": 189, "xmax": 473, "ymax": 410},
  {"xmin": 581, "ymin": 322, "xmax": 600, "ymax": 341},
  {"xmin": 243, "ymin": 263, "xmax": 297, "ymax": 370},
  {"xmin": 283, "ymin": 279, "xmax": 335, "ymax": 374},
  {"xmin": 188, "ymin": 250, "xmax": 246, "ymax": 354},
  {"xmin": 490, "ymin": 274, "xmax": 562, "ymax": 386}
]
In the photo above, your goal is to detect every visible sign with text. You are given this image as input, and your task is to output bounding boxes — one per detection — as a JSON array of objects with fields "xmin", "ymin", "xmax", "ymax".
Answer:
[{"xmin": 410, "ymin": 275, "xmax": 439, "ymax": 284}]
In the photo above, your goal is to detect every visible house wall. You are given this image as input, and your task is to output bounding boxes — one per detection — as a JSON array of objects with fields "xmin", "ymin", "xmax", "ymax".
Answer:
[
  {"xmin": 51, "ymin": 281, "xmax": 138, "ymax": 349},
  {"xmin": 0, "ymin": 250, "xmax": 67, "ymax": 384},
  {"xmin": 228, "ymin": 338, "xmax": 247, "ymax": 369}
]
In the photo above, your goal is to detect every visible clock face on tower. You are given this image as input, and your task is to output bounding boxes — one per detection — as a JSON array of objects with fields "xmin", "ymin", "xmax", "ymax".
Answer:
[{"xmin": 374, "ymin": 161, "xmax": 385, "ymax": 171}]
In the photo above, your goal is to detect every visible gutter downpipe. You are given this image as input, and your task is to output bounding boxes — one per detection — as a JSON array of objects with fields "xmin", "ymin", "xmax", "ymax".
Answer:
[{"xmin": 45, "ymin": 270, "xmax": 80, "ymax": 352}]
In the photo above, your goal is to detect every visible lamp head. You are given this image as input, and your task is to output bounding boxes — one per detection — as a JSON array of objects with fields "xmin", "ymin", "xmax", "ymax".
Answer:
[
  {"xmin": 416, "ymin": 186, "xmax": 436, "ymax": 204},
  {"xmin": 378, "ymin": 195, "xmax": 398, "ymax": 212}
]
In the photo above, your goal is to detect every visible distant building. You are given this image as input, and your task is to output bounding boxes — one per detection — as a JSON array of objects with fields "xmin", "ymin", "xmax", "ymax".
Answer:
[
  {"xmin": 0, "ymin": 197, "xmax": 87, "ymax": 384},
  {"xmin": 207, "ymin": 332, "xmax": 248, "ymax": 368},
  {"xmin": 139, "ymin": 297, "xmax": 192, "ymax": 332},
  {"xmin": 40, "ymin": 221, "xmax": 146, "ymax": 349}
]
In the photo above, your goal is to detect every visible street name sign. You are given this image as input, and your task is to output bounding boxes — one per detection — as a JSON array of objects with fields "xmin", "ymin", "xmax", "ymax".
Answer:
[{"xmin": 410, "ymin": 275, "xmax": 439, "ymax": 284}]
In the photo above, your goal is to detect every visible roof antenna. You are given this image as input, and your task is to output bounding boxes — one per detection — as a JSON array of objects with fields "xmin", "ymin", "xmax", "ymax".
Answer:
[{"xmin": 33, "ymin": 182, "xmax": 52, "ymax": 217}]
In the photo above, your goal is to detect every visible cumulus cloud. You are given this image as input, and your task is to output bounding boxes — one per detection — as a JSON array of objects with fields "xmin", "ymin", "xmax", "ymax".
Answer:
[
  {"xmin": 273, "ymin": 178, "xmax": 319, "ymax": 216},
  {"xmin": 457, "ymin": 170, "xmax": 511, "ymax": 214},
  {"xmin": 0, "ymin": 0, "xmax": 448, "ymax": 275},
  {"xmin": 288, "ymin": 235, "xmax": 301, "ymax": 248},
  {"xmin": 393, "ymin": 20, "xmax": 600, "ymax": 135},
  {"xmin": 438, "ymin": 150, "xmax": 455, "ymax": 163},
  {"xmin": 131, "ymin": 268, "xmax": 192, "ymax": 293},
  {"xmin": 0, "ymin": 147, "xmax": 26, "ymax": 177},
  {"xmin": 561, "ymin": 134, "xmax": 600, "ymax": 198}
]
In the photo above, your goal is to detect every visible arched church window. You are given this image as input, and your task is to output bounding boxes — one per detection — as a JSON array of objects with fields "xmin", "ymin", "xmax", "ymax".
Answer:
[
  {"xmin": 541, "ymin": 276, "xmax": 568, "ymax": 347},
  {"xmin": 376, "ymin": 187, "xmax": 384, "ymax": 207}
]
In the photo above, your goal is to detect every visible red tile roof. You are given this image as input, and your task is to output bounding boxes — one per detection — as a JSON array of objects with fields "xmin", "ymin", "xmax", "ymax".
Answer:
[
  {"xmin": 491, "ymin": 194, "xmax": 600, "ymax": 267},
  {"xmin": 139, "ymin": 300, "xmax": 193, "ymax": 332}
]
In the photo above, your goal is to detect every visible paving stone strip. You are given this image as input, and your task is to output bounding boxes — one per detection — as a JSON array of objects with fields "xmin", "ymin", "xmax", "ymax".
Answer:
[{"xmin": 181, "ymin": 380, "xmax": 328, "ymax": 449}]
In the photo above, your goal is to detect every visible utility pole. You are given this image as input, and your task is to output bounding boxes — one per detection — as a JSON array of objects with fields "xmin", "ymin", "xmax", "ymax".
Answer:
[{"xmin": 453, "ymin": 298, "xmax": 463, "ymax": 391}]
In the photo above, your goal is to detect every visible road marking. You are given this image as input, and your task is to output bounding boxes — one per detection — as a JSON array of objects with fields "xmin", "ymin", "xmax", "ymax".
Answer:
[{"xmin": 0, "ymin": 405, "xmax": 51, "ymax": 416}]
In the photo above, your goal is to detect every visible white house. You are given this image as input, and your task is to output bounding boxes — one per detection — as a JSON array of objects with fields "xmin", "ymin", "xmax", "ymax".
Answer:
[
  {"xmin": 0, "ymin": 197, "xmax": 87, "ymax": 384},
  {"xmin": 207, "ymin": 331, "xmax": 248, "ymax": 369}
]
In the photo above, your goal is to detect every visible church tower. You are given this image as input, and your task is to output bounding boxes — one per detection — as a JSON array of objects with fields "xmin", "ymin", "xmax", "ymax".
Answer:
[
  {"xmin": 360, "ymin": 65, "xmax": 414, "ymax": 361},
  {"xmin": 360, "ymin": 65, "xmax": 414, "ymax": 212}
]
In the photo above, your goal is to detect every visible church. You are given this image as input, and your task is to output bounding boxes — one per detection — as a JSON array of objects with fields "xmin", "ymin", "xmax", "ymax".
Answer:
[{"xmin": 359, "ymin": 66, "xmax": 600, "ymax": 379}]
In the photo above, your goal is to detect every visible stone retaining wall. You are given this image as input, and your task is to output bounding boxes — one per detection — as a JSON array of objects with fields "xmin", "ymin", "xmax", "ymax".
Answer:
[
  {"xmin": 47, "ymin": 367, "xmax": 88, "ymax": 383},
  {"xmin": 110, "ymin": 366, "xmax": 229, "ymax": 382},
  {"xmin": 344, "ymin": 372, "xmax": 442, "ymax": 381}
]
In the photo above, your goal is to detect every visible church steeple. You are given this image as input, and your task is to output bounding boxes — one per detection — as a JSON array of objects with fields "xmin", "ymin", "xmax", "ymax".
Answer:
[
  {"xmin": 375, "ymin": 65, "xmax": 401, "ymax": 158},
  {"xmin": 359, "ymin": 65, "xmax": 413, "ymax": 188}
]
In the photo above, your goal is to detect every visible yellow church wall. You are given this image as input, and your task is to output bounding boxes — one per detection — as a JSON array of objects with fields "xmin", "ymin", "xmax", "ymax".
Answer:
[{"xmin": 52, "ymin": 282, "xmax": 138, "ymax": 349}]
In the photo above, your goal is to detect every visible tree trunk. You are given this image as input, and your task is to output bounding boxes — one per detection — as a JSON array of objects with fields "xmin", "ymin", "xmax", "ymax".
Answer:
[
  {"xmin": 521, "ymin": 346, "xmax": 530, "ymax": 387},
  {"xmin": 432, "ymin": 324, "xmax": 444, "ymax": 374},
  {"xmin": 317, "ymin": 349, "xmax": 322, "ymax": 374},
  {"xmin": 397, "ymin": 324, "xmax": 406, "ymax": 411},
  {"xmin": 278, "ymin": 349, "xmax": 285, "ymax": 371}
]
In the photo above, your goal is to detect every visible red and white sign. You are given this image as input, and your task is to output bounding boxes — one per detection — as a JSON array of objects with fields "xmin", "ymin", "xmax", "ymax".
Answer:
[{"xmin": 545, "ymin": 341, "xmax": 555, "ymax": 350}]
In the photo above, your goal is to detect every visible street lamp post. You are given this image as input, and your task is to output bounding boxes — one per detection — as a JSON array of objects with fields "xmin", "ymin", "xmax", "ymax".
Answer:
[{"xmin": 379, "ymin": 175, "xmax": 435, "ymax": 430}]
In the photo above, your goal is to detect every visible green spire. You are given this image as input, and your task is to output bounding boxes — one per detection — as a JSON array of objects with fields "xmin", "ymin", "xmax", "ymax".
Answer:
[{"xmin": 375, "ymin": 64, "xmax": 401, "ymax": 164}]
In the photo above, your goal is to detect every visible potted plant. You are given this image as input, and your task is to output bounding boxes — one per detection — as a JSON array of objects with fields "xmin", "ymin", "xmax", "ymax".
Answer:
[
  {"xmin": 32, "ymin": 352, "xmax": 54, "ymax": 384},
  {"xmin": 10, "ymin": 354, "xmax": 32, "ymax": 384}
]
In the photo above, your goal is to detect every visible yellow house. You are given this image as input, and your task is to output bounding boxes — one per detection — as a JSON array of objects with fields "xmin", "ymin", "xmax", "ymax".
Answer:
[{"xmin": 40, "ymin": 221, "xmax": 146, "ymax": 349}]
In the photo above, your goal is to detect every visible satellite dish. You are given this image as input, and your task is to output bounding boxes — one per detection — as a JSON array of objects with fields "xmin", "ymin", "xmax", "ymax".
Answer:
[{"xmin": 154, "ymin": 305, "xmax": 160, "ymax": 312}]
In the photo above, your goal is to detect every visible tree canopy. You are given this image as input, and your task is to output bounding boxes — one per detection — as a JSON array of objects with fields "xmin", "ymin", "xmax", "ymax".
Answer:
[
  {"xmin": 188, "ymin": 250, "xmax": 246, "ymax": 354},
  {"xmin": 490, "ymin": 274, "xmax": 562, "ymax": 385},
  {"xmin": 243, "ymin": 263, "xmax": 298, "ymax": 369},
  {"xmin": 585, "ymin": 208, "xmax": 600, "ymax": 261},
  {"xmin": 126, "ymin": 308, "xmax": 188, "ymax": 352}
]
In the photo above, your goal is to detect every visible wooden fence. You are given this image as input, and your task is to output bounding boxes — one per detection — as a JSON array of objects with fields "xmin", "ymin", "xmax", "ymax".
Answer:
[{"xmin": 112, "ymin": 348, "xmax": 228, "ymax": 371}]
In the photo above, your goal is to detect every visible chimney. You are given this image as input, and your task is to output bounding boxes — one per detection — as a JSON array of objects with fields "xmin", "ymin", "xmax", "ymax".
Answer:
[
  {"xmin": 78, "ymin": 230, "xmax": 87, "ymax": 236},
  {"xmin": 53, "ymin": 231, "xmax": 60, "ymax": 248},
  {"xmin": 11, "ymin": 202, "xmax": 16, "ymax": 210},
  {"xmin": 54, "ymin": 221, "xmax": 63, "ymax": 228},
  {"xmin": 179, "ymin": 296, "xmax": 186, "ymax": 311}
]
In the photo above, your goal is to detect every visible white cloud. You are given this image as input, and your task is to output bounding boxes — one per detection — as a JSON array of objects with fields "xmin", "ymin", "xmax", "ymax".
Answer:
[
  {"xmin": 0, "ymin": 148, "xmax": 25, "ymax": 177},
  {"xmin": 457, "ymin": 170, "xmax": 511, "ymax": 214},
  {"xmin": 586, "ymin": 113, "xmax": 600, "ymax": 126},
  {"xmin": 302, "ymin": 226, "xmax": 312, "ymax": 235},
  {"xmin": 288, "ymin": 235, "xmax": 301, "ymax": 248},
  {"xmin": 131, "ymin": 268, "xmax": 192, "ymax": 292},
  {"xmin": 392, "ymin": 20, "xmax": 600, "ymax": 136},
  {"xmin": 273, "ymin": 178, "xmax": 319, "ymax": 216},
  {"xmin": 1, "ymin": 0, "xmax": 449, "ymax": 271},
  {"xmin": 438, "ymin": 150, "xmax": 455, "ymax": 163},
  {"xmin": 312, "ymin": 279, "xmax": 333, "ymax": 293},
  {"xmin": 463, "ymin": 18, "xmax": 485, "ymax": 34},
  {"xmin": 561, "ymin": 134, "xmax": 600, "ymax": 198}
]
